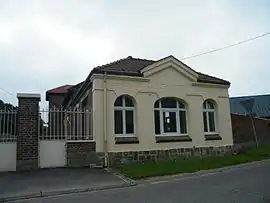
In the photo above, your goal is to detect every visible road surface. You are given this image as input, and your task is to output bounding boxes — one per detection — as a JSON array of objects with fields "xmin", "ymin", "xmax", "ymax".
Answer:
[{"xmin": 15, "ymin": 161, "xmax": 270, "ymax": 203}]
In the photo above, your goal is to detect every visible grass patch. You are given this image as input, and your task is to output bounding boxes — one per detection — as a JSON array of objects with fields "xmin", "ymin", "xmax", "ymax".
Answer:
[{"xmin": 117, "ymin": 146, "xmax": 270, "ymax": 180}]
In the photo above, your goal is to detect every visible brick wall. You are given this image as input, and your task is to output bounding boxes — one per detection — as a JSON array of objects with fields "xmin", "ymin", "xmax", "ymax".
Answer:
[
  {"xmin": 231, "ymin": 114, "xmax": 270, "ymax": 148},
  {"xmin": 16, "ymin": 94, "xmax": 40, "ymax": 171},
  {"xmin": 67, "ymin": 142, "xmax": 102, "ymax": 167}
]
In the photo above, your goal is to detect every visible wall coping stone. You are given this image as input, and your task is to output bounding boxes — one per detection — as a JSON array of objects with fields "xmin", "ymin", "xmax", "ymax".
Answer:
[{"xmin": 17, "ymin": 93, "xmax": 41, "ymax": 99}]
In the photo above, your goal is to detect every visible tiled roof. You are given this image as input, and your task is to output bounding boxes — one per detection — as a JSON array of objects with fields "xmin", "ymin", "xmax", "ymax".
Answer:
[
  {"xmin": 92, "ymin": 56, "xmax": 230, "ymax": 85},
  {"xmin": 60, "ymin": 55, "xmax": 230, "ymax": 107},
  {"xmin": 46, "ymin": 85, "xmax": 73, "ymax": 94},
  {"xmin": 61, "ymin": 82, "xmax": 84, "ymax": 106},
  {"xmin": 97, "ymin": 56, "xmax": 154, "ymax": 73},
  {"xmin": 230, "ymin": 94, "xmax": 270, "ymax": 118}
]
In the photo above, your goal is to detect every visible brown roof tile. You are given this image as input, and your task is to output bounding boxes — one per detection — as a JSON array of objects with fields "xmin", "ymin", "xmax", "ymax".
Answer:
[
  {"xmin": 93, "ymin": 56, "xmax": 230, "ymax": 85},
  {"xmin": 46, "ymin": 85, "xmax": 73, "ymax": 94}
]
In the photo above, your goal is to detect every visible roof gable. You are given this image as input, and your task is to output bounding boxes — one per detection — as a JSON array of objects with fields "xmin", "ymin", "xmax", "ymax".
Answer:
[{"xmin": 140, "ymin": 55, "xmax": 198, "ymax": 82}]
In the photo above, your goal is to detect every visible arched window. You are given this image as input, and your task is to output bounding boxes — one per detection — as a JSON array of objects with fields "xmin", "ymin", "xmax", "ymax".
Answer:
[
  {"xmin": 114, "ymin": 95, "xmax": 135, "ymax": 136},
  {"xmin": 203, "ymin": 100, "xmax": 217, "ymax": 134},
  {"xmin": 154, "ymin": 98, "xmax": 187, "ymax": 135}
]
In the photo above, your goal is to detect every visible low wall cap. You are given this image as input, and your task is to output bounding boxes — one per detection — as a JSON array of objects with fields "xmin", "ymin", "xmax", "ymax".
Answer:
[{"xmin": 17, "ymin": 93, "xmax": 41, "ymax": 99}]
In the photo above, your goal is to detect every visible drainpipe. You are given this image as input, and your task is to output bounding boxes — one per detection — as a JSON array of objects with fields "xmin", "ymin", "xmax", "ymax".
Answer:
[{"xmin": 103, "ymin": 72, "xmax": 109, "ymax": 167}]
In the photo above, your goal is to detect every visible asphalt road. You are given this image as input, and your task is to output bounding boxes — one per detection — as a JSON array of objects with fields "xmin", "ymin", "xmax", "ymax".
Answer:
[{"xmin": 15, "ymin": 161, "xmax": 270, "ymax": 203}]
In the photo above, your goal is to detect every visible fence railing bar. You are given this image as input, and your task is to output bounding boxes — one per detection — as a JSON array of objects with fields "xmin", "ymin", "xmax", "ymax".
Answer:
[
  {"xmin": 37, "ymin": 108, "xmax": 93, "ymax": 141},
  {"xmin": 3, "ymin": 107, "xmax": 6, "ymax": 141},
  {"xmin": 60, "ymin": 108, "xmax": 63, "ymax": 139}
]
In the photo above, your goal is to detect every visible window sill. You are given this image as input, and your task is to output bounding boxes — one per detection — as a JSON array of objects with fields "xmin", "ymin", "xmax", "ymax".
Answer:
[
  {"xmin": 204, "ymin": 134, "xmax": 222, "ymax": 141},
  {"xmin": 156, "ymin": 135, "xmax": 192, "ymax": 143},
  {"xmin": 115, "ymin": 137, "xmax": 139, "ymax": 144}
]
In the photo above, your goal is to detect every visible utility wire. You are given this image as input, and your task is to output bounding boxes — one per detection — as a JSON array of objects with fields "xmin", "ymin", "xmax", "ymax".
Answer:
[
  {"xmin": 0, "ymin": 87, "xmax": 13, "ymax": 96},
  {"xmin": 180, "ymin": 32, "xmax": 270, "ymax": 60},
  {"xmin": 1, "ymin": 32, "xmax": 270, "ymax": 99}
]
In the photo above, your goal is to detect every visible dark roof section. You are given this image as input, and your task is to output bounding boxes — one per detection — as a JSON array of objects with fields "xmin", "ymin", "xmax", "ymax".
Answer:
[
  {"xmin": 61, "ymin": 82, "xmax": 84, "ymax": 107},
  {"xmin": 46, "ymin": 85, "xmax": 73, "ymax": 101},
  {"xmin": 96, "ymin": 56, "xmax": 155, "ymax": 73},
  {"xmin": 68, "ymin": 56, "xmax": 230, "ymax": 107},
  {"xmin": 230, "ymin": 94, "xmax": 270, "ymax": 118},
  {"xmin": 197, "ymin": 72, "xmax": 230, "ymax": 85},
  {"xmin": 94, "ymin": 56, "xmax": 230, "ymax": 85},
  {"xmin": 46, "ymin": 85, "xmax": 73, "ymax": 94}
]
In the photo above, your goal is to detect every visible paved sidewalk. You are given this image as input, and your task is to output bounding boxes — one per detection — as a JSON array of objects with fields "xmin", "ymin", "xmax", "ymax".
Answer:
[{"xmin": 0, "ymin": 168, "xmax": 130, "ymax": 202}]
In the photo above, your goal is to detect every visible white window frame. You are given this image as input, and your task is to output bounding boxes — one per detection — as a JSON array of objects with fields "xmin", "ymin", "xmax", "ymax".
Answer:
[
  {"xmin": 154, "ymin": 99, "xmax": 188, "ymax": 136},
  {"xmin": 114, "ymin": 96, "xmax": 135, "ymax": 137},
  {"xmin": 203, "ymin": 101, "xmax": 217, "ymax": 135}
]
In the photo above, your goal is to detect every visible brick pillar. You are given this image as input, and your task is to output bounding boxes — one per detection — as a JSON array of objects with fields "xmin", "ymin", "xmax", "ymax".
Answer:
[{"xmin": 16, "ymin": 93, "xmax": 40, "ymax": 171}]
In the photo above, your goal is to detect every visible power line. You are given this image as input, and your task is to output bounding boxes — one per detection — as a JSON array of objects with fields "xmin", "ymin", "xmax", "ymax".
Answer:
[
  {"xmin": 180, "ymin": 32, "xmax": 270, "ymax": 60},
  {"xmin": 0, "ymin": 87, "xmax": 13, "ymax": 96}
]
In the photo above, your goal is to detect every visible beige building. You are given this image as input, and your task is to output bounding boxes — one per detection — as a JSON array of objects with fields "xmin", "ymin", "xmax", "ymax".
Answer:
[{"xmin": 47, "ymin": 55, "xmax": 233, "ymax": 165}]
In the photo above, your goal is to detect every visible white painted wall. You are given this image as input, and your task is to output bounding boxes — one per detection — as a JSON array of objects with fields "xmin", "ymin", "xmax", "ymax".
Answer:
[
  {"xmin": 0, "ymin": 143, "xmax": 16, "ymax": 172},
  {"xmin": 39, "ymin": 141, "xmax": 66, "ymax": 168},
  {"xmin": 92, "ymin": 61, "xmax": 233, "ymax": 153}
]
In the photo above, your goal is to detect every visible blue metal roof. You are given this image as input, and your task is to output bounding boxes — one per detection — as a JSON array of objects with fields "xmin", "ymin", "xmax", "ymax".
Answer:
[{"xmin": 230, "ymin": 94, "xmax": 270, "ymax": 117}]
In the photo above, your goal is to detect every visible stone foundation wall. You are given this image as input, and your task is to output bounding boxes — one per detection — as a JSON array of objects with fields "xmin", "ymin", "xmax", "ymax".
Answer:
[
  {"xmin": 67, "ymin": 142, "xmax": 102, "ymax": 167},
  {"xmin": 109, "ymin": 146, "xmax": 234, "ymax": 165}
]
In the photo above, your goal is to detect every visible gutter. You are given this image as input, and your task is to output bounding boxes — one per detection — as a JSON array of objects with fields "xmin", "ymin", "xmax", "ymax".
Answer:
[{"xmin": 103, "ymin": 72, "xmax": 109, "ymax": 167}]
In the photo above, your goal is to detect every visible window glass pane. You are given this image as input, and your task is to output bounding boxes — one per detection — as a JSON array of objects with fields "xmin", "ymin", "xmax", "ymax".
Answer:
[
  {"xmin": 163, "ymin": 111, "xmax": 177, "ymax": 133},
  {"xmin": 179, "ymin": 111, "xmax": 187, "ymax": 134},
  {"xmin": 114, "ymin": 97, "xmax": 123, "ymax": 107},
  {"xmin": 114, "ymin": 110, "xmax": 123, "ymax": 134},
  {"xmin": 207, "ymin": 101, "xmax": 214, "ymax": 109},
  {"xmin": 209, "ymin": 112, "xmax": 216, "ymax": 132},
  {"xmin": 154, "ymin": 110, "xmax": 160, "ymax": 134},
  {"xmin": 126, "ymin": 110, "xmax": 134, "ymax": 133},
  {"xmin": 203, "ymin": 112, "xmax": 208, "ymax": 132},
  {"xmin": 178, "ymin": 101, "xmax": 185, "ymax": 109},
  {"xmin": 154, "ymin": 100, "xmax": 159, "ymax": 108},
  {"xmin": 203, "ymin": 101, "xmax": 207, "ymax": 109},
  {"xmin": 161, "ymin": 98, "xmax": 177, "ymax": 108},
  {"xmin": 125, "ymin": 96, "xmax": 134, "ymax": 107}
]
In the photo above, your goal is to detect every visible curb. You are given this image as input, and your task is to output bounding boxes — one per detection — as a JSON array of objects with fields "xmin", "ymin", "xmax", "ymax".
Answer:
[
  {"xmin": 0, "ymin": 182, "xmax": 133, "ymax": 202},
  {"xmin": 105, "ymin": 168, "xmax": 137, "ymax": 186},
  {"xmin": 136, "ymin": 159, "xmax": 270, "ymax": 185}
]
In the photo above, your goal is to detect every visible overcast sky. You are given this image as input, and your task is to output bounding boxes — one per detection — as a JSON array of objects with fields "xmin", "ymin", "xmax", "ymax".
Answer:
[{"xmin": 0, "ymin": 0, "xmax": 270, "ymax": 107}]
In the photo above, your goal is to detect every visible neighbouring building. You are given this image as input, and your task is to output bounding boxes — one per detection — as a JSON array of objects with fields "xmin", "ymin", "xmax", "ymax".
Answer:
[
  {"xmin": 46, "ymin": 55, "xmax": 234, "ymax": 165},
  {"xmin": 230, "ymin": 94, "xmax": 270, "ymax": 118}
]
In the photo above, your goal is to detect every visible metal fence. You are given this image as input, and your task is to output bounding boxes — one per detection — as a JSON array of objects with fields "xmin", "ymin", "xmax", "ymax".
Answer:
[
  {"xmin": 0, "ymin": 107, "xmax": 17, "ymax": 142},
  {"xmin": 39, "ymin": 108, "xmax": 93, "ymax": 141}
]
